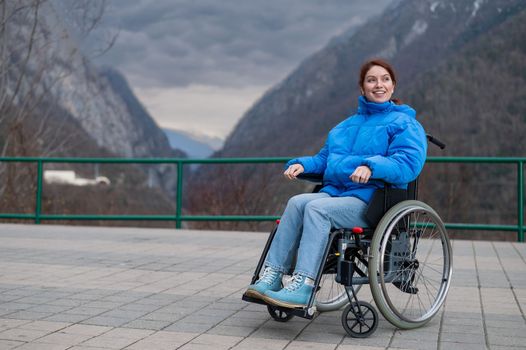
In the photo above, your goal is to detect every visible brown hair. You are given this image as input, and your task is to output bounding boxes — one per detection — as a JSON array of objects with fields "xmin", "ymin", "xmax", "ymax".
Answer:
[{"xmin": 359, "ymin": 58, "xmax": 402, "ymax": 105}]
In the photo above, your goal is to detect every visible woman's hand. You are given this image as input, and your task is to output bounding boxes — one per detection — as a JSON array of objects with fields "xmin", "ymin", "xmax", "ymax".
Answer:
[
  {"xmin": 284, "ymin": 164, "xmax": 305, "ymax": 179},
  {"xmin": 350, "ymin": 165, "xmax": 372, "ymax": 184}
]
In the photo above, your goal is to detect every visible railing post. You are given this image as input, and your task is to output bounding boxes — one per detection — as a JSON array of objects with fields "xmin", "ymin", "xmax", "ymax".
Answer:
[
  {"xmin": 35, "ymin": 160, "xmax": 43, "ymax": 224},
  {"xmin": 518, "ymin": 161, "xmax": 524, "ymax": 242},
  {"xmin": 175, "ymin": 161, "xmax": 183, "ymax": 229}
]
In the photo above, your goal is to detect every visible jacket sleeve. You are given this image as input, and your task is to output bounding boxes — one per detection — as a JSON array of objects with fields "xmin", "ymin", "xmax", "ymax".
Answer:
[
  {"xmin": 286, "ymin": 141, "xmax": 328, "ymax": 174},
  {"xmin": 362, "ymin": 119, "xmax": 427, "ymax": 185}
]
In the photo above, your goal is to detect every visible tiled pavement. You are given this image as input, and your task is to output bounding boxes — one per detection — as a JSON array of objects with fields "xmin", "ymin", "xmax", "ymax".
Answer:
[{"xmin": 0, "ymin": 223, "xmax": 525, "ymax": 350}]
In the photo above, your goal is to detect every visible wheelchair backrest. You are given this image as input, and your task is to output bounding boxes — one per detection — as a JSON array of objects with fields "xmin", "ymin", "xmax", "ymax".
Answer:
[{"xmin": 364, "ymin": 178, "xmax": 418, "ymax": 227}]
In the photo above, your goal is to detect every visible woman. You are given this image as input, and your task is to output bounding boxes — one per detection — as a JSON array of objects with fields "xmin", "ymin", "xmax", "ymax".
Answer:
[{"xmin": 245, "ymin": 59, "xmax": 427, "ymax": 309}]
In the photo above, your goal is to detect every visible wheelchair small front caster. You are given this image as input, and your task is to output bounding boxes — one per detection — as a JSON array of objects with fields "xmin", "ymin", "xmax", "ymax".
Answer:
[
  {"xmin": 267, "ymin": 305, "xmax": 294, "ymax": 322},
  {"xmin": 341, "ymin": 301, "xmax": 378, "ymax": 338}
]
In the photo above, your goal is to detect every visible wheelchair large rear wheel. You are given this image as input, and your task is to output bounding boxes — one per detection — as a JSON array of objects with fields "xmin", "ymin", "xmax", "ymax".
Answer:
[{"xmin": 369, "ymin": 200, "xmax": 452, "ymax": 329}]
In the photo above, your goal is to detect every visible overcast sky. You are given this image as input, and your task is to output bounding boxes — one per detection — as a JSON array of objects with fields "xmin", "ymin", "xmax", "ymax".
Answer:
[{"xmin": 90, "ymin": 0, "xmax": 393, "ymax": 140}]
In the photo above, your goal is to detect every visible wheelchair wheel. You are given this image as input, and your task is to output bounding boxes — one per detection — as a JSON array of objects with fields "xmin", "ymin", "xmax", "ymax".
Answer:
[
  {"xmin": 341, "ymin": 301, "xmax": 378, "ymax": 338},
  {"xmin": 369, "ymin": 200, "xmax": 452, "ymax": 329},
  {"xmin": 267, "ymin": 305, "xmax": 294, "ymax": 322}
]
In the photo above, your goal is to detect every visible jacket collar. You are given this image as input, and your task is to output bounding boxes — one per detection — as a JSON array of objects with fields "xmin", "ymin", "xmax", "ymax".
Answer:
[{"xmin": 357, "ymin": 95, "xmax": 394, "ymax": 115}]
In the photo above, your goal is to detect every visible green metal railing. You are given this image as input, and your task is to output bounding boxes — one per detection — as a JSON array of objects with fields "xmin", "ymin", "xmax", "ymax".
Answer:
[{"xmin": 0, "ymin": 156, "xmax": 524, "ymax": 242}]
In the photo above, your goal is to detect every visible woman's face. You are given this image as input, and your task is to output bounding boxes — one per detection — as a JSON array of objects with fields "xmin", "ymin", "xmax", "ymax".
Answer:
[{"xmin": 361, "ymin": 65, "xmax": 395, "ymax": 103}]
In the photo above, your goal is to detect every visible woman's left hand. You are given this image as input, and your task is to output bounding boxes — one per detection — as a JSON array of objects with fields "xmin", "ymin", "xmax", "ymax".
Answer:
[{"xmin": 350, "ymin": 165, "xmax": 372, "ymax": 184}]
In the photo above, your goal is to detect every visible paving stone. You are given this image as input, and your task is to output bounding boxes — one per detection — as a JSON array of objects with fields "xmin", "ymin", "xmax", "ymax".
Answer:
[
  {"xmin": 60, "ymin": 324, "xmax": 112, "ymax": 336},
  {"xmin": 439, "ymin": 331, "xmax": 486, "ymax": 345},
  {"xmin": 340, "ymin": 334, "xmax": 392, "ymax": 348},
  {"xmin": 46, "ymin": 299, "xmax": 84, "ymax": 307},
  {"xmin": 0, "ymin": 327, "xmax": 52, "ymax": 342},
  {"xmin": 4, "ymin": 310, "xmax": 54, "ymax": 320},
  {"xmin": 190, "ymin": 333, "xmax": 243, "ymax": 347},
  {"xmin": 34, "ymin": 331, "xmax": 93, "ymax": 346},
  {"xmin": 98, "ymin": 309, "xmax": 149, "ymax": 320},
  {"xmin": 63, "ymin": 306, "xmax": 108, "ymax": 317},
  {"xmin": 81, "ymin": 316, "xmax": 130, "ymax": 327},
  {"xmin": 206, "ymin": 325, "xmax": 255, "ymax": 337},
  {"xmin": 0, "ymin": 318, "xmax": 32, "ymax": 330},
  {"xmin": 163, "ymin": 322, "xmax": 213, "ymax": 333},
  {"xmin": 19, "ymin": 320, "xmax": 70, "ymax": 332},
  {"xmin": 231, "ymin": 337, "xmax": 289, "ymax": 350},
  {"xmin": 439, "ymin": 341, "xmax": 488, "ymax": 350},
  {"xmin": 296, "ymin": 330, "xmax": 344, "ymax": 344},
  {"xmin": 337, "ymin": 345, "xmax": 384, "ymax": 350},
  {"xmin": 488, "ymin": 333, "xmax": 526, "ymax": 347},
  {"xmin": 390, "ymin": 337, "xmax": 439, "ymax": 350},
  {"xmin": 0, "ymin": 339, "xmax": 25, "ymax": 349},
  {"xmin": 44, "ymin": 313, "xmax": 90, "ymax": 323},
  {"xmin": 122, "ymin": 318, "xmax": 173, "ymax": 330},
  {"xmin": 12, "ymin": 342, "xmax": 71, "ymax": 350},
  {"xmin": 124, "ymin": 330, "xmax": 198, "ymax": 350},
  {"xmin": 141, "ymin": 311, "xmax": 184, "ymax": 322}
]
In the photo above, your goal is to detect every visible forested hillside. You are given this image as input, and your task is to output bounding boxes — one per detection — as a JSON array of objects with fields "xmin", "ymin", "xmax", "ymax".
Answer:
[
  {"xmin": 403, "ymin": 7, "xmax": 526, "ymax": 236},
  {"xmin": 187, "ymin": 0, "xmax": 526, "ymax": 239}
]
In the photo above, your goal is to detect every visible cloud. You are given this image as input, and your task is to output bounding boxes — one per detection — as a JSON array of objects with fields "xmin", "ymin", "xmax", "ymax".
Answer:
[
  {"xmin": 93, "ymin": 0, "xmax": 392, "ymax": 89},
  {"xmin": 133, "ymin": 84, "xmax": 263, "ymax": 138}
]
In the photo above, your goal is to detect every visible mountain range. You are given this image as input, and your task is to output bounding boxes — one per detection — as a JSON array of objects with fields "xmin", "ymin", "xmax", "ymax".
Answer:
[{"xmin": 163, "ymin": 128, "xmax": 223, "ymax": 159}]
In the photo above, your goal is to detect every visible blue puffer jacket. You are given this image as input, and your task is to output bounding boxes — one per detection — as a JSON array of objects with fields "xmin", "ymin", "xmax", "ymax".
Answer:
[{"xmin": 287, "ymin": 96, "xmax": 427, "ymax": 203}]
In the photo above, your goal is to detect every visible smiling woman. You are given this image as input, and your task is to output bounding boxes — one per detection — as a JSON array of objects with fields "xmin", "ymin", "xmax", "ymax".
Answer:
[
  {"xmin": 359, "ymin": 58, "xmax": 398, "ymax": 105},
  {"xmin": 244, "ymin": 58, "xmax": 428, "ymax": 309}
]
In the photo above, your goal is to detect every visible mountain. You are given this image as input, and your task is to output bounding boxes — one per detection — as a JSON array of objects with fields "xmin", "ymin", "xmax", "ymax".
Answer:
[
  {"xmin": 163, "ymin": 128, "xmax": 222, "ymax": 159},
  {"xmin": 1, "ymin": 2, "xmax": 178, "ymax": 160},
  {"xmin": 189, "ymin": 0, "xmax": 526, "ymax": 234}
]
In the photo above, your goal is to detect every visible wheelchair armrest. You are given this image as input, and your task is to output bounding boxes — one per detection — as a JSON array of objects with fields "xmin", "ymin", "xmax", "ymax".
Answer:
[{"xmin": 296, "ymin": 173, "xmax": 324, "ymax": 183}]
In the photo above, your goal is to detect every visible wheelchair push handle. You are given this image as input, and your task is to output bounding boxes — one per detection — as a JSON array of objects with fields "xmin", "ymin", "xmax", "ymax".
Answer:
[{"xmin": 426, "ymin": 134, "xmax": 446, "ymax": 150}]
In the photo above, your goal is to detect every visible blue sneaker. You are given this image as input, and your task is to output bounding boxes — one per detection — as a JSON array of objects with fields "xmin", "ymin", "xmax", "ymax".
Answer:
[
  {"xmin": 245, "ymin": 267, "xmax": 283, "ymax": 300},
  {"xmin": 263, "ymin": 273, "xmax": 315, "ymax": 308}
]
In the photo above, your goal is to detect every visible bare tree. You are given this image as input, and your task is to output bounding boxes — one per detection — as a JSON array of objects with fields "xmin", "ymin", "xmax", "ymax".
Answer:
[{"xmin": 0, "ymin": 0, "xmax": 117, "ymax": 212}]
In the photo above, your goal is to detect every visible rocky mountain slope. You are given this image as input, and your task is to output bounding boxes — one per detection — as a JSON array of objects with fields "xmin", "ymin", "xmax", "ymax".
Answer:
[{"xmin": 1, "ymin": 1, "xmax": 178, "ymax": 159}]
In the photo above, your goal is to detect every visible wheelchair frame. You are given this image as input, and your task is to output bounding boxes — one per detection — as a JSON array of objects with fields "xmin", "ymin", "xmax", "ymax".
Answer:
[{"xmin": 242, "ymin": 136, "xmax": 452, "ymax": 337}]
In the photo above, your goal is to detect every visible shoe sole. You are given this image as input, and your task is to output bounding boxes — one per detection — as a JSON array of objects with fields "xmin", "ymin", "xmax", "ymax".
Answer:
[
  {"xmin": 244, "ymin": 289, "xmax": 265, "ymax": 300},
  {"xmin": 262, "ymin": 294, "xmax": 307, "ymax": 309}
]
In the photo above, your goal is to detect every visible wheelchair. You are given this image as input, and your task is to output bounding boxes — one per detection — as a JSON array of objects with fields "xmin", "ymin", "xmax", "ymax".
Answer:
[{"xmin": 242, "ymin": 135, "xmax": 452, "ymax": 338}]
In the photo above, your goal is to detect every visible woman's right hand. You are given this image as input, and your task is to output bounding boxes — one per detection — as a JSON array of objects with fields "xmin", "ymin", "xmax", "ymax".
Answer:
[{"xmin": 284, "ymin": 164, "xmax": 305, "ymax": 179}]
